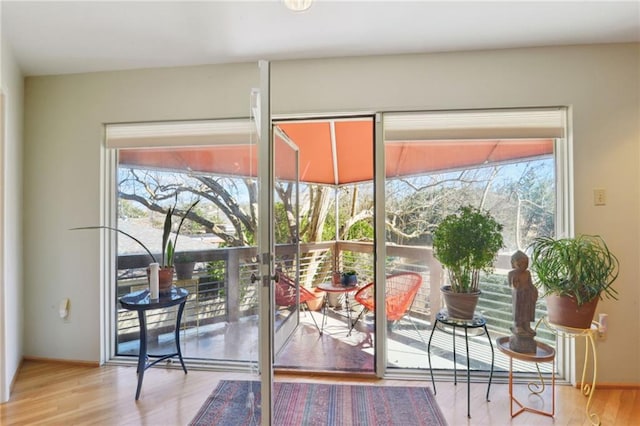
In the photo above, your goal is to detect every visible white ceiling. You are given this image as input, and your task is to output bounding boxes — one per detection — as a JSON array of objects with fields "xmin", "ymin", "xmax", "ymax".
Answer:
[{"xmin": 2, "ymin": 0, "xmax": 639, "ymax": 77}]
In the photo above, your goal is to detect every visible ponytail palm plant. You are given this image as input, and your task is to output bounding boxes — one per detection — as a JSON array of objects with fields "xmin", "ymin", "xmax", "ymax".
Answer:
[{"xmin": 529, "ymin": 234, "xmax": 619, "ymax": 306}]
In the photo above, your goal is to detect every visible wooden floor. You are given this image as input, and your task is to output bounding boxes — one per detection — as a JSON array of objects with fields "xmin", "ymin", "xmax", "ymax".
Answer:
[{"xmin": 1, "ymin": 360, "xmax": 638, "ymax": 425}]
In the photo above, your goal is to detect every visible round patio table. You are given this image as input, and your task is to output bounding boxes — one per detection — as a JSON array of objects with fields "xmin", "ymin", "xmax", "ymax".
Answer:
[{"xmin": 317, "ymin": 282, "xmax": 360, "ymax": 336}]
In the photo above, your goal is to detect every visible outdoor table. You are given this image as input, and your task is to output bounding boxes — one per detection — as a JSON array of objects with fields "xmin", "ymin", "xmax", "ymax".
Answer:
[{"xmin": 317, "ymin": 282, "xmax": 360, "ymax": 336}]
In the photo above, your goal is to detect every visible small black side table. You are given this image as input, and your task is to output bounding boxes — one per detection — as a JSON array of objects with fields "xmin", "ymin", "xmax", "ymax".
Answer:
[
  {"xmin": 119, "ymin": 287, "xmax": 189, "ymax": 400},
  {"xmin": 427, "ymin": 309, "xmax": 494, "ymax": 418}
]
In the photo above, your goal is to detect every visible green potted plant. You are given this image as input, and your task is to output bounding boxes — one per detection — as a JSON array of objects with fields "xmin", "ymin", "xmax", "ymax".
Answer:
[
  {"xmin": 73, "ymin": 199, "xmax": 199, "ymax": 292},
  {"xmin": 432, "ymin": 206, "xmax": 504, "ymax": 319},
  {"xmin": 174, "ymin": 252, "xmax": 197, "ymax": 280},
  {"xmin": 529, "ymin": 234, "xmax": 619, "ymax": 329},
  {"xmin": 340, "ymin": 270, "xmax": 358, "ymax": 286}
]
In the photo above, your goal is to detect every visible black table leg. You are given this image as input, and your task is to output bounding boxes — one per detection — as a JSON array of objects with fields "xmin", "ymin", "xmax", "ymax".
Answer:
[
  {"xmin": 175, "ymin": 301, "xmax": 188, "ymax": 374},
  {"xmin": 427, "ymin": 319, "xmax": 438, "ymax": 394},
  {"xmin": 425, "ymin": 311, "xmax": 492, "ymax": 420},
  {"xmin": 452, "ymin": 325, "xmax": 457, "ymax": 385},
  {"xmin": 465, "ymin": 326, "xmax": 470, "ymax": 418},
  {"xmin": 484, "ymin": 324, "xmax": 494, "ymax": 401},
  {"xmin": 320, "ymin": 293, "xmax": 328, "ymax": 335},
  {"xmin": 345, "ymin": 294, "xmax": 354, "ymax": 336},
  {"xmin": 120, "ymin": 287, "xmax": 189, "ymax": 401},
  {"xmin": 135, "ymin": 310, "xmax": 147, "ymax": 400}
]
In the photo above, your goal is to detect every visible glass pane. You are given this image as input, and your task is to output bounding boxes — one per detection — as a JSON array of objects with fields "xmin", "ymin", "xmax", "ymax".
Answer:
[
  {"xmin": 273, "ymin": 127, "xmax": 301, "ymax": 351},
  {"xmin": 384, "ymin": 111, "xmax": 560, "ymax": 375},
  {"xmin": 115, "ymin": 144, "xmax": 261, "ymax": 365},
  {"xmin": 272, "ymin": 117, "xmax": 375, "ymax": 373}
]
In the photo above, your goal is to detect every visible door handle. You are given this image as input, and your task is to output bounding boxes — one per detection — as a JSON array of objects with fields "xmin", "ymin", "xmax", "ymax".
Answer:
[{"xmin": 250, "ymin": 273, "xmax": 279, "ymax": 284}]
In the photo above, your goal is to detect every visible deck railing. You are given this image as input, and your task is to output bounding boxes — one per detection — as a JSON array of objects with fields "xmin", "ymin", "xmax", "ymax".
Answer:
[{"xmin": 115, "ymin": 241, "xmax": 551, "ymax": 347}]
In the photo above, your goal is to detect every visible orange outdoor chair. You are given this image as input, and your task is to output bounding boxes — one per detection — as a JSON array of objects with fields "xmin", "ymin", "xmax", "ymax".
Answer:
[
  {"xmin": 275, "ymin": 271, "xmax": 323, "ymax": 333},
  {"xmin": 353, "ymin": 272, "xmax": 426, "ymax": 343}
]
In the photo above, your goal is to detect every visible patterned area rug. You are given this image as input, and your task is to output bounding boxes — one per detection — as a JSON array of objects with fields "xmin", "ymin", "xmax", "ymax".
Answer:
[{"xmin": 190, "ymin": 380, "xmax": 447, "ymax": 426}]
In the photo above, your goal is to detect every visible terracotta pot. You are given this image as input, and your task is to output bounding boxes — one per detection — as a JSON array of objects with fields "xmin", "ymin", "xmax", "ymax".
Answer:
[
  {"xmin": 148, "ymin": 267, "xmax": 175, "ymax": 294},
  {"xmin": 546, "ymin": 294, "xmax": 598, "ymax": 329},
  {"xmin": 158, "ymin": 267, "xmax": 174, "ymax": 293},
  {"xmin": 441, "ymin": 286, "xmax": 480, "ymax": 320}
]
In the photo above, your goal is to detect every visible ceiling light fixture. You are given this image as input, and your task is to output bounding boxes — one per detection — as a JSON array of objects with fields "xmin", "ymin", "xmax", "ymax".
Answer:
[{"xmin": 283, "ymin": 0, "xmax": 313, "ymax": 12}]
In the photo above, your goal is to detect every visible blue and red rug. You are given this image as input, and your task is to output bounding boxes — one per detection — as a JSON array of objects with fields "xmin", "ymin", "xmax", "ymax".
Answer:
[{"xmin": 190, "ymin": 380, "xmax": 447, "ymax": 426}]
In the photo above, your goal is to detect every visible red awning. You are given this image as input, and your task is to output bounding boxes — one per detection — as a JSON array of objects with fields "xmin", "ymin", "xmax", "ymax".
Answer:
[{"xmin": 118, "ymin": 119, "xmax": 553, "ymax": 186}]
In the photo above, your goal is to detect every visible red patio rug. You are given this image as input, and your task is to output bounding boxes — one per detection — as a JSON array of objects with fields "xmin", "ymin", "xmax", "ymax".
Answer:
[{"xmin": 189, "ymin": 380, "xmax": 447, "ymax": 426}]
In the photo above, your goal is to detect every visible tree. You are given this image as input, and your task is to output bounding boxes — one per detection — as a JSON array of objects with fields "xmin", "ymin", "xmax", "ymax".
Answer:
[
  {"xmin": 384, "ymin": 160, "xmax": 554, "ymax": 252},
  {"xmin": 118, "ymin": 169, "xmax": 257, "ymax": 247},
  {"xmin": 117, "ymin": 155, "xmax": 555, "ymax": 275},
  {"xmin": 385, "ymin": 168, "xmax": 499, "ymax": 245},
  {"xmin": 498, "ymin": 161, "xmax": 555, "ymax": 249}
]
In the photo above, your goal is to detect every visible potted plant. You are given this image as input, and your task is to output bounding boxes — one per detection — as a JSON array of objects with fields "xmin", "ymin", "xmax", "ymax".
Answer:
[
  {"xmin": 174, "ymin": 252, "xmax": 197, "ymax": 280},
  {"xmin": 73, "ymin": 199, "xmax": 199, "ymax": 293},
  {"xmin": 432, "ymin": 206, "xmax": 504, "ymax": 319},
  {"xmin": 529, "ymin": 234, "xmax": 619, "ymax": 329},
  {"xmin": 340, "ymin": 270, "xmax": 358, "ymax": 286}
]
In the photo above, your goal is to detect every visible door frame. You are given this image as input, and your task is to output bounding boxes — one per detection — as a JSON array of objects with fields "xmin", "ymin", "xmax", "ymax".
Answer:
[
  {"xmin": 257, "ymin": 59, "xmax": 274, "ymax": 426},
  {"xmin": 272, "ymin": 125, "xmax": 301, "ymax": 355},
  {"xmin": 373, "ymin": 112, "xmax": 386, "ymax": 378}
]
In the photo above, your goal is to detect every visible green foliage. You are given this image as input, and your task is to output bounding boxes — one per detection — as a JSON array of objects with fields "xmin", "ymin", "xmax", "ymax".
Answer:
[
  {"xmin": 529, "ymin": 235, "xmax": 619, "ymax": 306},
  {"xmin": 119, "ymin": 200, "xmax": 146, "ymax": 218},
  {"xmin": 321, "ymin": 209, "xmax": 336, "ymax": 241},
  {"xmin": 347, "ymin": 220, "xmax": 373, "ymax": 240},
  {"xmin": 162, "ymin": 200, "xmax": 200, "ymax": 267},
  {"xmin": 432, "ymin": 206, "xmax": 504, "ymax": 293},
  {"xmin": 274, "ymin": 203, "xmax": 292, "ymax": 243},
  {"xmin": 206, "ymin": 260, "xmax": 226, "ymax": 282},
  {"xmin": 318, "ymin": 185, "xmax": 374, "ymax": 242},
  {"xmin": 161, "ymin": 205, "xmax": 174, "ymax": 266}
]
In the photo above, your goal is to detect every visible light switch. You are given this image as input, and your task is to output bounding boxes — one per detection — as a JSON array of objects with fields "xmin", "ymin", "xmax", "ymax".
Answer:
[{"xmin": 594, "ymin": 189, "xmax": 606, "ymax": 206}]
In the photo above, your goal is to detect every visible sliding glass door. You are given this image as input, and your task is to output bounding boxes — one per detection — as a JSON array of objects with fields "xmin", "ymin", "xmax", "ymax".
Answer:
[{"xmin": 379, "ymin": 108, "xmax": 568, "ymax": 378}]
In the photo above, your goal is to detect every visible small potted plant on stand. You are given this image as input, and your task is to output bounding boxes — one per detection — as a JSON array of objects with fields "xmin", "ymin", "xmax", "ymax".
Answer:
[
  {"xmin": 432, "ymin": 206, "xmax": 504, "ymax": 320},
  {"xmin": 529, "ymin": 234, "xmax": 619, "ymax": 329}
]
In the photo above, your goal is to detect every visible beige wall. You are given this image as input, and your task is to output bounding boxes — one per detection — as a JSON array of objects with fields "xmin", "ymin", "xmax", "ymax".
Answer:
[
  {"xmin": 23, "ymin": 43, "xmax": 640, "ymax": 383},
  {"xmin": 23, "ymin": 63, "xmax": 257, "ymax": 363},
  {"xmin": 1, "ymin": 28, "xmax": 25, "ymax": 401}
]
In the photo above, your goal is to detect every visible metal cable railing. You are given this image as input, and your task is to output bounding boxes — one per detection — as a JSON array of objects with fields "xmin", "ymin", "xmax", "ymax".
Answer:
[{"xmin": 115, "ymin": 242, "xmax": 551, "ymax": 369}]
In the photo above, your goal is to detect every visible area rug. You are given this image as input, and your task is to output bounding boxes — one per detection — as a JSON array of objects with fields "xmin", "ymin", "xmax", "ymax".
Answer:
[{"xmin": 190, "ymin": 380, "xmax": 447, "ymax": 426}]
